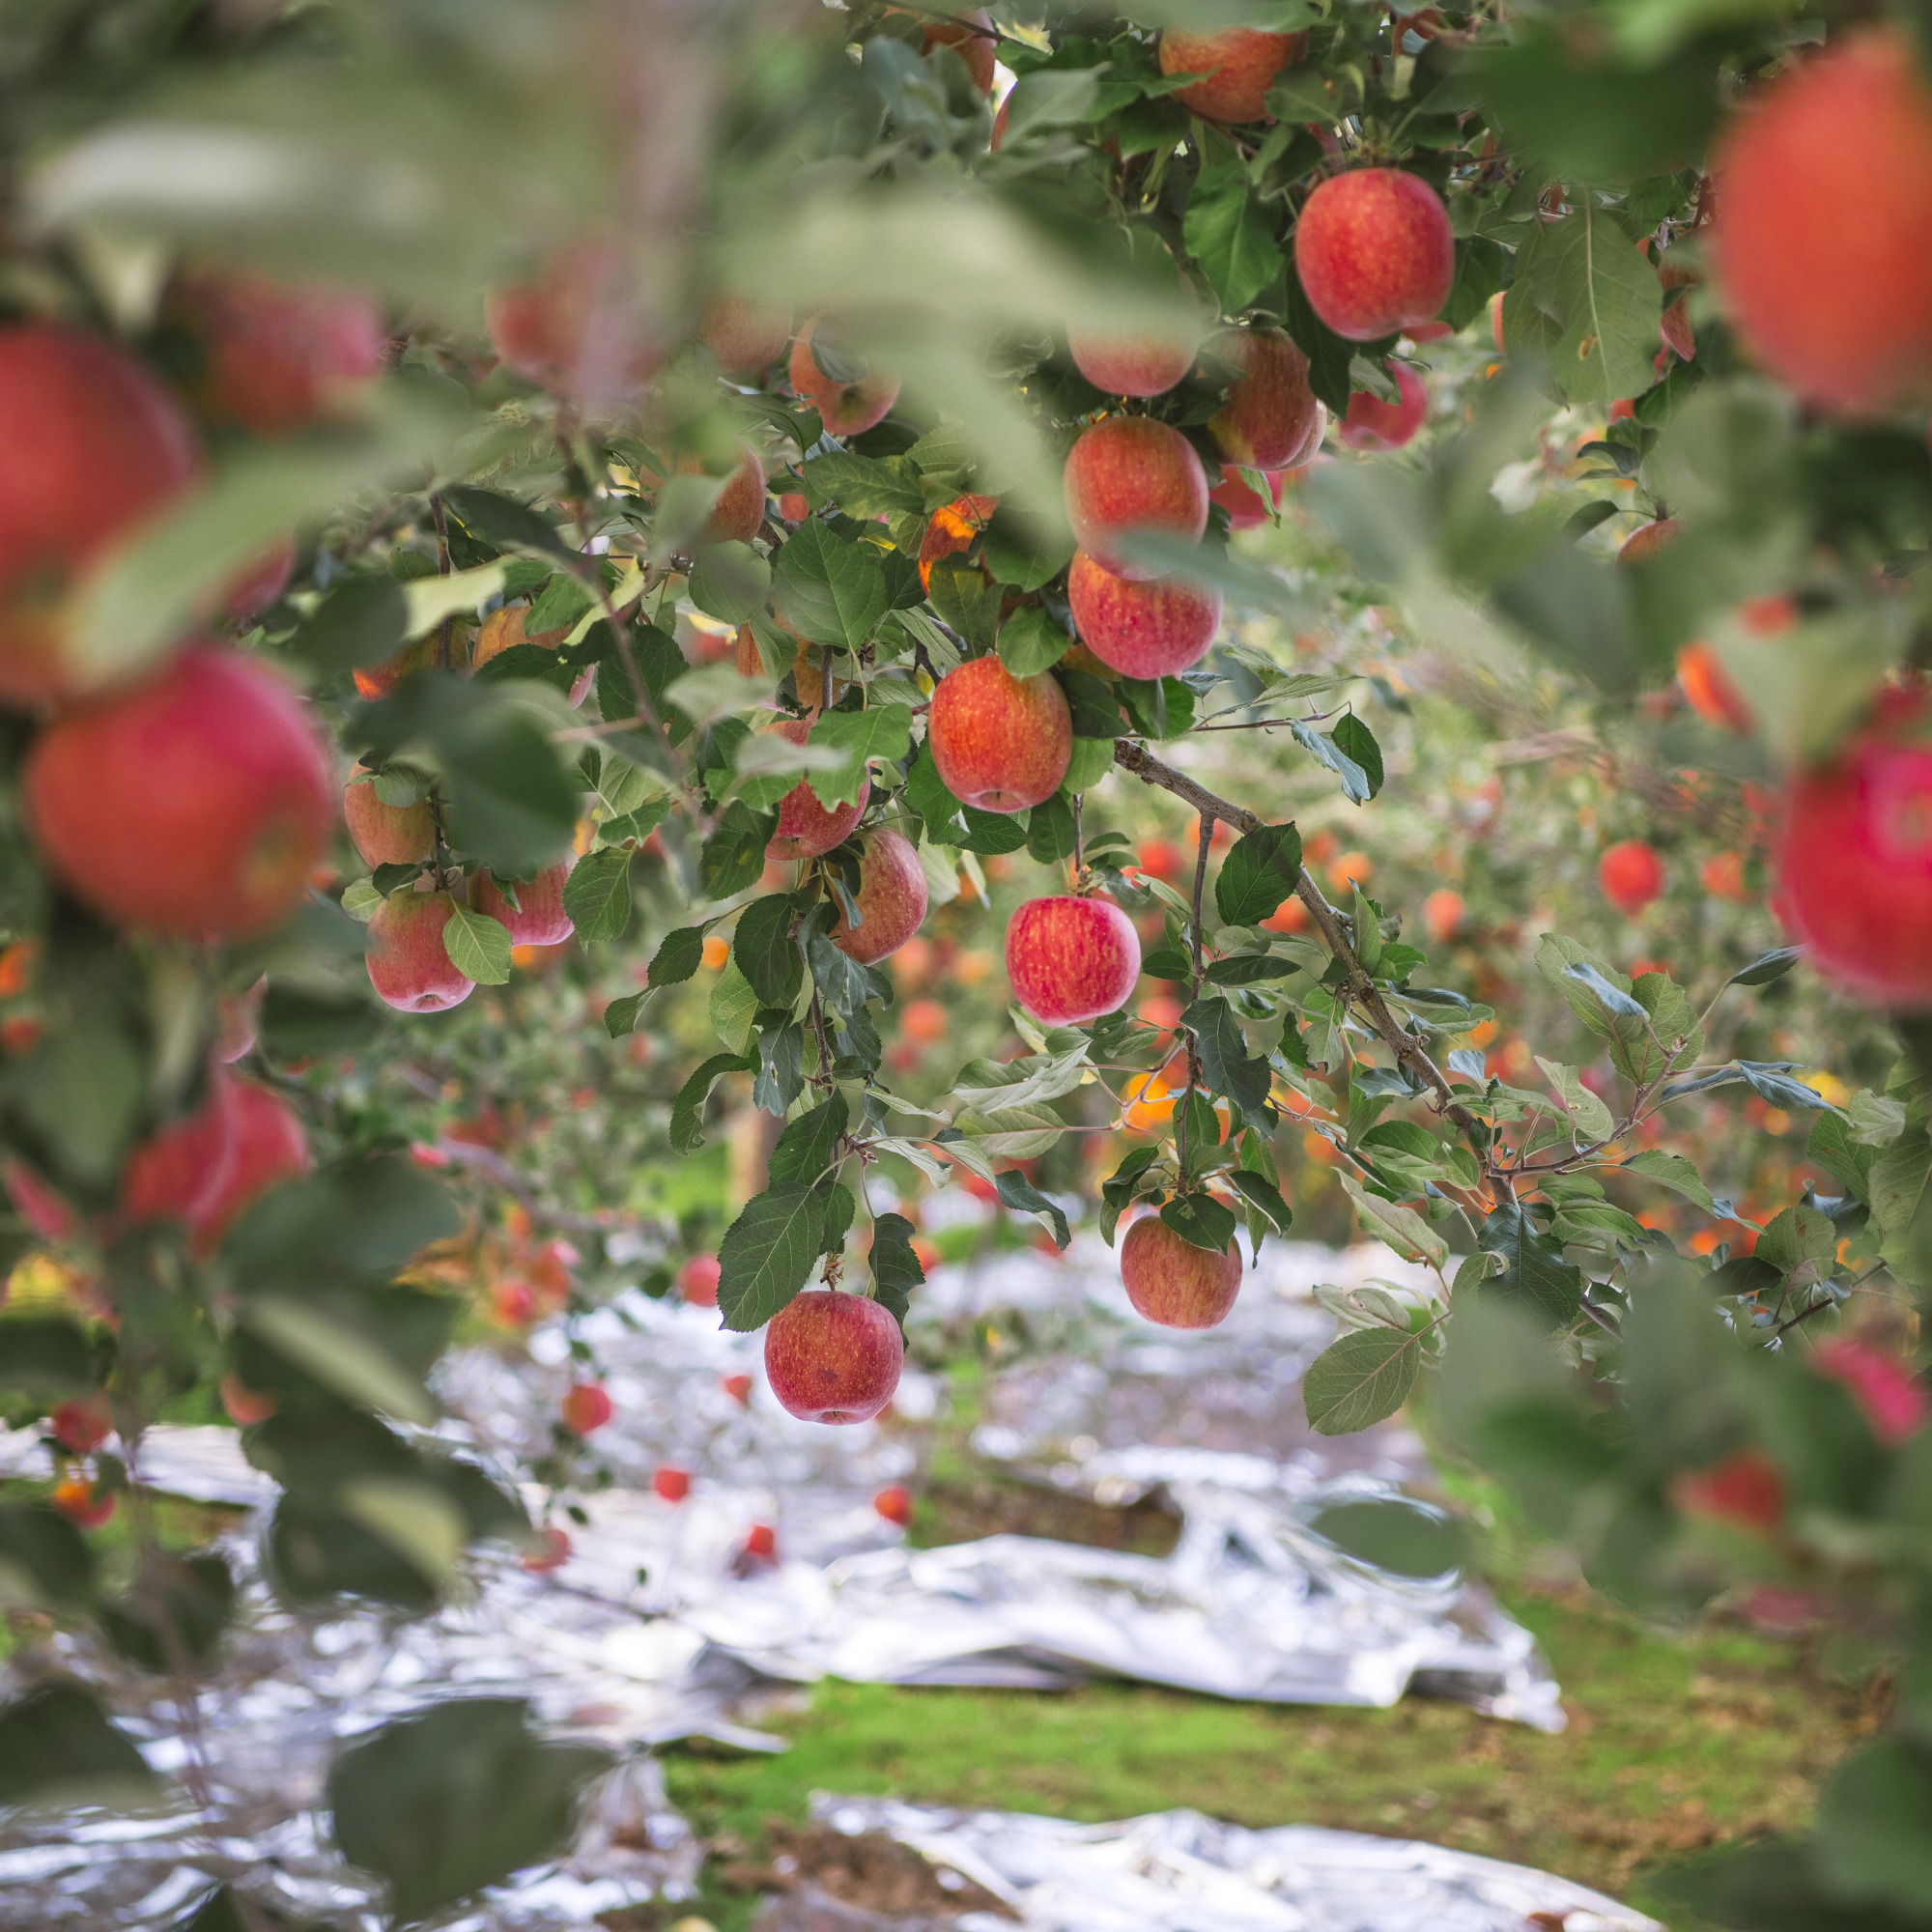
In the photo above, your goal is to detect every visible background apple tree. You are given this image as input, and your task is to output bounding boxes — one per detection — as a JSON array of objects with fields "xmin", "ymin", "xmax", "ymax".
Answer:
[{"xmin": 1, "ymin": 0, "xmax": 1930, "ymax": 1923}]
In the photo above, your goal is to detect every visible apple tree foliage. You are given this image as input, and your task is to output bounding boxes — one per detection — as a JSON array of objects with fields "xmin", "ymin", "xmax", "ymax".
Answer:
[{"xmin": 0, "ymin": 0, "xmax": 1929, "ymax": 1922}]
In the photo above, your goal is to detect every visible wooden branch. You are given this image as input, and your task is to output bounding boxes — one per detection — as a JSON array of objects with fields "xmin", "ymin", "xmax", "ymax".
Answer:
[{"xmin": 1113, "ymin": 739, "xmax": 1483, "ymax": 1139}]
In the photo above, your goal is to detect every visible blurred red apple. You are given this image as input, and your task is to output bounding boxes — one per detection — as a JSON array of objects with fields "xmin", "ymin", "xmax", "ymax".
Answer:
[
  {"xmin": 1065, "ymin": 417, "xmax": 1209, "ymax": 580},
  {"xmin": 653, "ymin": 1465, "xmax": 693, "ymax": 1503},
  {"xmin": 1120, "ymin": 1212, "xmax": 1242, "ymax": 1329},
  {"xmin": 1294, "ymin": 169, "xmax": 1455, "ymax": 342},
  {"xmin": 486, "ymin": 238, "xmax": 660, "ymax": 405},
  {"xmin": 830, "ymin": 827, "xmax": 929, "ymax": 964},
  {"xmin": 765, "ymin": 1289, "xmax": 903, "ymax": 1424},
  {"xmin": 120, "ymin": 1067, "xmax": 239, "ymax": 1229},
  {"xmin": 722, "ymin": 1370, "xmax": 753, "ymax": 1404},
  {"xmin": 1338, "ymin": 362, "xmax": 1429, "ymax": 452},
  {"xmin": 1158, "ymin": 27, "xmax": 1307, "ymax": 122},
  {"xmin": 682, "ymin": 442, "xmax": 767, "ymax": 547},
  {"xmin": 190, "ymin": 1080, "xmax": 310, "ymax": 1254},
  {"xmin": 1068, "ymin": 330, "xmax": 1196, "ymax": 398},
  {"xmin": 561, "ymin": 1381, "xmax": 613, "ymax": 1435},
  {"xmin": 52, "ymin": 1477, "xmax": 115, "ymax": 1529},
  {"xmin": 474, "ymin": 854, "xmax": 577, "ymax": 947},
  {"xmin": 874, "ymin": 1485, "xmax": 914, "ymax": 1525},
  {"xmin": 366, "ymin": 893, "xmax": 476, "ymax": 1013},
  {"xmin": 928, "ymin": 655, "xmax": 1072, "ymax": 811},
  {"xmin": 219, "ymin": 1372, "xmax": 278, "ymax": 1426},
  {"xmin": 1617, "ymin": 518, "xmax": 1682, "ymax": 564},
  {"xmin": 24, "ymin": 644, "xmax": 331, "ymax": 938},
  {"xmin": 0, "ymin": 323, "xmax": 202, "ymax": 705},
  {"xmin": 789, "ymin": 319, "xmax": 900, "ymax": 438},
  {"xmin": 1067, "ymin": 551, "xmax": 1220, "ymax": 679},
  {"xmin": 523, "ymin": 1524, "xmax": 572, "ymax": 1572},
  {"xmin": 680, "ymin": 1255, "xmax": 722, "ymax": 1306},
  {"xmin": 744, "ymin": 1521, "xmax": 778, "ymax": 1560},
  {"xmin": 1598, "ymin": 840, "xmax": 1664, "ymax": 917},
  {"xmin": 50, "ymin": 1392, "xmax": 113, "ymax": 1455},
  {"xmin": 1675, "ymin": 1449, "xmax": 1785, "ymax": 1533},
  {"xmin": 1006, "ymin": 895, "xmax": 1141, "ymax": 1024},
  {"xmin": 224, "ymin": 538, "xmax": 298, "ymax": 621},
  {"xmin": 1813, "ymin": 1337, "xmax": 1928, "ymax": 1442},
  {"xmin": 700, "ymin": 294, "xmax": 792, "ymax": 376},
  {"xmin": 1209, "ymin": 467, "xmax": 1290, "ymax": 530}
]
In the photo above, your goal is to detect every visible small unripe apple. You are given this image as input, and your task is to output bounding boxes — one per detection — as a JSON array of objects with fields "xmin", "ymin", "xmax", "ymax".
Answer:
[
  {"xmin": 764, "ymin": 1289, "xmax": 904, "ymax": 1424},
  {"xmin": 23, "ymin": 644, "xmax": 332, "ymax": 939},
  {"xmin": 1775, "ymin": 706, "xmax": 1932, "ymax": 1007},
  {"xmin": 50, "ymin": 1393, "xmax": 114, "ymax": 1456},
  {"xmin": 473, "ymin": 854, "xmax": 577, "ymax": 947},
  {"xmin": 1068, "ymin": 330, "xmax": 1197, "ymax": 398},
  {"xmin": 830, "ymin": 827, "xmax": 929, "ymax": 964},
  {"xmin": 653, "ymin": 1465, "xmax": 693, "ymax": 1503},
  {"xmin": 190, "ymin": 1080, "xmax": 310, "ymax": 1254},
  {"xmin": 0, "ymin": 324, "xmax": 202, "ymax": 706},
  {"xmin": 1158, "ymin": 27, "xmax": 1308, "ymax": 122},
  {"xmin": 767, "ymin": 719, "xmax": 869, "ymax": 861},
  {"xmin": 928, "ymin": 655, "xmax": 1072, "ymax": 812},
  {"xmin": 1294, "ymin": 169, "xmax": 1455, "ymax": 342},
  {"xmin": 1710, "ymin": 30, "xmax": 1932, "ymax": 415},
  {"xmin": 874, "ymin": 1485, "xmax": 914, "ymax": 1525},
  {"xmin": 168, "ymin": 266, "xmax": 385, "ymax": 434},
  {"xmin": 1208, "ymin": 327, "xmax": 1321, "ymax": 470},
  {"xmin": 366, "ymin": 893, "xmax": 477, "ymax": 1013},
  {"xmin": 1338, "ymin": 361, "xmax": 1429, "ymax": 452},
  {"xmin": 121, "ymin": 1067, "xmax": 238, "ymax": 1229},
  {"xmin": 788, "ymin": 319, "xmax": 900, "ymax": 438},
  {"xmin": 679, "ymin": 1255, "xmax": 722, "ymax": 1306},
  {"xmin": 1064, "ymin": 417, "xmax": 1209, "ymax": 581},
  {"xmin": 1006, "ymin": 895, "xmax": 1141, "ymax": 1024},
  {"xmin": 345, "ymin": 764, "xmax": 435, "ymax": 869},
  {"xmin": 682, "ymin": 442, "xmax": 768, "ymax": 547},
  {"xmin": 1599, "ymin": 840, "xmax": 1664, "ymax": 917},
  {"xmin": 1067, "ymin": 551, "xmax": 1220, "ymax": 679},
  {"xmin": 1120, "ymin": 1212, "xmax": 1242, "ymax": 1329},
  {"xmin": 485, "ymin": 238, "xmax": 660, "ymax": 405},
  {"xmin": 561, "ymin": 1381, "xmax": 613, "ymax": 1435},
  {"xmin": 700, "ymin": 294, "xmax": 792, "ymax": 376},
  {"xmin": 1617, "ymin": 518, "xmax": 1682, "ymax": 565}
]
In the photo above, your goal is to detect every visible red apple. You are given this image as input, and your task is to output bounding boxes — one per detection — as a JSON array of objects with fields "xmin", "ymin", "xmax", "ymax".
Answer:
[
  {"xmin": 830, "ymin": 827, "xmax": 929, "ymax": 964},
  {"xmin": 486, "ymin": 238, "xmax": 660, "ymax": 405},
  {"xmin": 561, "ymin": 1380, "xmax": 613, "ymax": 1435},
  {"xmin": 1675, "ymin": 1449, "xmax": 1786, "ymax": 1533},
  {"xmin": 684, "ymin": 443, "xmax": 768, "ymax": 547},
  {"xmin": 0, "ymin": 324, "xmax": 202, "ymax": 706},
  {"xmin": 1210, "ymin": 468, "xmax": 1291, "ymax": 530},
  {"xmin": 788, "ymin": 319, "xmax": 900, "ymax": 438},
  {"xmin": 1208, "ymin": 327, "xmax": 1321, "ymax": 469},
  {"xmin": 1598, "ymin": 840, "xmax": 1664, "ymax": 917},
  {"xmin": 1775, "ymin": 706, "xmax": 1932, "ymax": 1007},
  {"xmin": 50, "ymin": 1392, "xmax": 114, "ymax": 1456},
  {"xmin": 763, "ymin": 1288, "xmax": 904, "ymax": 1424},
  {"xmin": 1064, "ymin": 416, "xmax": 1209, "ymax": 581},
  {"xmin": 1006, "ymin": 895, "xmax": 1141, "ymax": 1024},
  {"xmin": 1067, "ymin": 551, "xmax": 1221, "ymax": 679},
  {"xmin": 1158, "ymin": 27, "xmax": 1308, "ymax": 123},
  {"xmin": 1068, "ymin": 330, "xmax": 1197, "ymax": 398},
  {"xmin": 874, "ymin": 1485, "xmax": 914, "ymax": 1525},
  {"xmin": 922, "ymin": 6, "xmax": 997, "ymax": 92},
  {"xmin": 1120, "ymin": 1211, "xmax": 1242, "ymax": 1329},
  {"xmin": 722, "ymin": 1370, "xmax": 753, "ymax": 1404},
  {"xmin": 1617, "ymin": 518, "xmax": 1682, "ymax": 565},
  {"xmin": 700, "ymin": 294, "xmax": 792, "ymax": 376},
  {"xmin": 219, "ymin": 1372, "xmax": 278, "ymax": 1426},
  {"xmin": 473, "ymin": 604, "xmax": 567, "ymax": 670},
  {"xmin": 1294, "ymin": 169, "xmax": 1455, "ymax": 342},
  {"xmin": 473, "ymin": 854, "xmax": 577, "ymax": 947},
  {"xmin": 766, "ymin": 719, "xmax": 869, "ymax": 861},
  {"xmin": 928, "ymin": 655, "xmax": 1072, "ymax": 812},
  {"xmin": 1338, "ymin": 361, "xmax": 1429, "ymax": 451},
  {"xmin": 168, "ymin": 267, "xmax": 385, "ymax": 434},
  {"xmin": 52, "ymin": 1478, "xmax": 116, "ymax": 1529},
  {"xmin": 366, "ymin": 892, "xmax": 477, "ymax": 1013},
  {"xmin": 353, "ymin": 634, "xmax": 441, "ymax": 700},
  {"xmin": 1422, "ymin": 887, "xmax": 1464, "ymax": 945},
  {"xmin": 679, "ymin": 1255, "xmax": 722, "ymax": 1306},
  {"xmin": 345, "ymin": 763, "xmax": 435, "ymax": 869},
  {"xmin": 919, "ymin": 493, "xmax": 1000, "ymax": 591},
  {"xmin": 225, "ymin": 538, "xmax": 298, "ymax": 621},
  {"xmin": 1813, "ymin": 1338, "xmax": 1929, "ymax": 1442},
  {"xmin": 1710, "ymin": 30, "xmax": 1932, "ymax": 415},
  {"xmin": 23, "ymin": 643, "xmax": 332, "ymax": 939},
  {"xmin": 653, "ymin": 1465, "xmax": 693, "ymax": 1503},
  {"xmin": 523, "ymin": 1524, "xmax": 573, "ymax": 1572},
  {"xmin": 190, "ymin": 1080, "xmax": 311, "ymax": 1253},
  {"xmin": 1677, "ymin": 642, "xmax": 1751, "ymax": 733},
  {"xmin": 121, "ymin": 1067, "xmax": 239, "ymax": 1229},
  {"xmin": 744, "ymin": 1521, "xmax": 778, "ymax": 1559}
]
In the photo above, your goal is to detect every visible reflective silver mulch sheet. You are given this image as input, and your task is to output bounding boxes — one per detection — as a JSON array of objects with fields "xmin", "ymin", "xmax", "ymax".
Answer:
[{"xmin": 763, "ymin": 1797, "xmax": 1661, "ymax": 1932}]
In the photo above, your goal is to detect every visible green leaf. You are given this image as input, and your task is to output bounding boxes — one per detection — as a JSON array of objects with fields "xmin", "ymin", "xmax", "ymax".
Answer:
[
  {"xmin": 997, "ymin": 606, "xmax": 1072, "ymax": 678},
  {"xmin": 1292, "ymin": 720, "xmax": 1375, "ymax": 805},
  {"xmin": 1330, "ymin": 714, "xmax": 1384, "ymax": 800},
  {"xmin": 1309, "ymin": 1495, "xmax": 1464, "ymax": 1577},
  {"xmin": 438, "ymin": 705, "xmax": 579, "ymax": 880},
  {"xmin": 1159, "ymin": 1191, "xmax": 1238, "ymax": 1254},
  {"xmin": 734, "ymin": 894, "xmax": 805, "ymax": 1008},
  {"xmin": 224, "ymin": 1159, "xmax": 459, "ymax": 1290},
  {"xmin": 807, "ymin": 704, "xmax": 913, "ymax": 810},
  {"xmin": 290, "ymin": 575, "xmax": 408, "ymax": 675},
  {"xmin": 0, "ymin": 1504, "xmax": 94, "ymax": 1610},
  {"xmin": 1183, "ymin": 150, "xmax": 1282, "ymax": 313},
  {"xmin": 1512, "ymin": 201, "xmax": 1662, "ymax": 412},
  {"xmin": 1228, "ymin": 1168, "xmax": 1293, "ymax": 1233},
  {"xmin": 803, "ymin": 450, "xmax": 926, "ymax": 518},
  {"xmin": 260, "ymin": 981, "xmax": 380, "ymax": 1060},
  {"xmin": 0, "ymin": 1683, "xmax": 159, "ymax": 1810},
  {"xmin": 1621, "ymin": 1148, "xmax": 1719, "ymax": 1216},
  {"xmin": 1026, "ymin": 795, "xmax": 1077, "ymax": 866},
  {"xmin": 561, "ymin": 847, "xmax": 633, "ymax": 946},
  {"xmin": 772, "ymin": 521, "xmax": 890, "ymax": 651},
  {"xmin": 717, "ymin": 1182, "xmax": 828, "ymax": 1331},
  {"xmin": 603, "ymin": 991, "xmax": 646, "ymax": 1039},
  {"xmin": 441, "ymin": 486, "xmax": 575, "ymax": 562},
  {"xmin": 1340, "ymin": 1175, "xmax": 1448, "ymax": 1268},
  {"xmin": 1063, "ymin": 734, "xmax": 1118, "ymax": 794},
  {"xmin": 701, "ymin": 803, "xmax": 779, "ymax": 898},
  {"xmin": 669, "ymin": 1052, "xmax": 757, "ymax": 1155},
  {"xmin": 99, "ymin": 1549, "xmax": 236, "ymax": 1673},
  {"xmin": 1304, "ymin": 1329, "xmax": 1424, "ymax": 1435},
  {"xmin": 243, "ymin": 1296, "xmax": 437, "ymax": 1427},
  {"xmin": 710, "ymin": 958, "xmax": 760, "ymax": 1053},
  {"xmin": 1815, "ymin": 1740, "xmax": 1932, "ymax": 1918},
  {"xmin": 1729, "ymin": 947, "xmax": 1803, "ymax": 989},
  {"xmin": 1214, "ymin": 822, "xmax": 1302, "ymax": 926},
  {"xmin": 1808, "ymin": 1112, "xmax": 1874, "ymax": 1206},
  {"xmin": 649, "ymin": 924, "xmax": 709, "ymax": 989},
  {"xmin": 995, "ymin": 1168, "xmax": 1071, "ymax": 1249},
  {"xmin": 868, "ymin": 1211, "xmax": 925, "ymax": 1327},
  {"xmin": 689, "ymin": 541, "xmax": 772, "ymax": 625},
  {"xmin": 1183, "ymin": 996, "xmax": 1272, "ymax": 1123},
  {"xmin": 441, "ymin": 902, "xmax": 513, "ymax": 985},
  {"xmin": 0, "ymin": 1317, "xmax": 93, "ymax": 1395},
  {"xmin": 1533, "ymin": 1057, "xmax": 1616, "ymax": 1143},
  {"xmin": 328, "ymin": 1698, "xmax": 610, "ymax": 1925},
  {"xmin": 1476, "ymin": 1202, "xmax": 1585, "ymax": 1324},
  {"xmin": 768, "ymin": 1094, "xmax": 849, "ymax": 1185}
]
